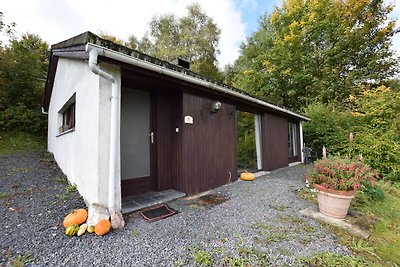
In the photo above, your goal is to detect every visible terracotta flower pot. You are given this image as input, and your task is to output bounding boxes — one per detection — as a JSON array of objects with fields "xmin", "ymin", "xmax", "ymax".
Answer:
[{"xmin": 314, "ymin": 184, "xmax": 355, "ymax": 219}]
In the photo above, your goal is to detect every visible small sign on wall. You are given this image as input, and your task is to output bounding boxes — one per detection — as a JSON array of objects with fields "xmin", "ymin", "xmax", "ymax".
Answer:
[{"xmin": 184, "ymin": 115, "xmax": 193, "ymax": 124}]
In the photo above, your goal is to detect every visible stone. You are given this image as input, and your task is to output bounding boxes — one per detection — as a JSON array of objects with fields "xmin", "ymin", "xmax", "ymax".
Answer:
[
  {"xmin": 87, "ymin": 203, "xmax": 110, "ymax": 226},
  {"xmin": 110, "ymin": 208, "xmax": 125, "ymax": 229},
  {"xmin": 300, "ymin": 206, "xmax": 370, "ymax": 239}
]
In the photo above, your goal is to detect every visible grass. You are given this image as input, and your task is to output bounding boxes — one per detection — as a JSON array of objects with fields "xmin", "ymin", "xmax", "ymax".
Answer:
[
  {"xmin": 56, "ymin": 183, "xmax": 79, "ymax": 202},
  {"xmin": 260, "ymin": 232, "xmax": 288, "ymax": 244},
  {"xmin": 190, "ymin": 247, "xmax": 212, "ymax": 266},
  {"xmin": 356, "ymin": 183, "xmax": 400, "ymax": 265},
  {"xmin": 300, "ymin": 252, "xmax": 372, "ymax": 267},
  {"xmin": 299, "ymin": 182, "xmax": 400, "ymax": 266},
  {"xmin": 66, "ymin": 184, "xmax": 77, "ymax": 193},
  {"xmin": 227, "ymin": 256, "xmax": 249, "ymax": 267},
  {"xmin": 251, "ymin": 222, "xmax": 271, "ymax": 234},
  {"xmin": 304, "ymin": 225, "xmax": 317, "ymax": 233},
  {"xmin": 297, "ymin": 187, "xmax": 318, "ymax": 204},
  {"xmin": 278, "ymin": 215, "xmax": 304, "ymax": 224},
  {"xmin": 0, "ymin": 131, "xmax": 46, "ymax": 154},
  {"xmin": 0, "ymin": 191, "xmax": 10, "ymax": 198},
  {"xmin": 130, "ymin": 229, "xmax": 140, "ymax": 238},
  {"xmin": 173, "ymin": 259, "xmax": 185, "ymax": 267},
  {"xmin": 55, "ymin": 177, "xmax": 68, "ymax": 184},
  {"xmin": 236, "ymin": 246, "xmax": 270, "ymax": 266},
  {"xmin": 5, "ymin": 167, "xmax": 33, "ymax": 176},
  {"xmin": 5, "ymin": 251, "xmax": 34, "ymax": 267},
  {"xmin": 55, "ymin": 193, "xmax": 69, "ymax": 201},
  {"xmin": 278, "ymin": 247, "xmax": 292, "ymax": 256},
  {"xmin": 189, "ymin": 240, "xmax": 272, "ymax": 266}
]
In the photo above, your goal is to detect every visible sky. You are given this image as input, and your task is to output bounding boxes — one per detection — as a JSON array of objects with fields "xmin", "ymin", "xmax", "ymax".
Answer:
[{"xmin": 1, "ymin": 0, "xmax": 399, "ymax": 68}]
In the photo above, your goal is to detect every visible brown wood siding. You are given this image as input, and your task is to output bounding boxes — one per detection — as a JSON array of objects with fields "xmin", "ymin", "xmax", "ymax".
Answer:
[
  {"xmin": 122, "ymin": 69, "xmax": 183, "ymax": 194},
  {"xmin": 178, "ymin": 93, "xmax": 237, "ymax": 195},
  {"xmin": 121, "ymin": 67, "xmax": 304, "ymax": 196},
  {"xmin": 261, "ymin": 113, "xmax": 289, "ymax": 171},
  {"xmin": 156, "ymin": 90, "xmax": 182, "ymax": 191}
]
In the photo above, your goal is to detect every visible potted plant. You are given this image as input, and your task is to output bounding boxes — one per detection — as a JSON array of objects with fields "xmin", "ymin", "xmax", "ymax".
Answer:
[{"xmin": 306, "ymin": 156, "xmax": 379, "ymax": 219}]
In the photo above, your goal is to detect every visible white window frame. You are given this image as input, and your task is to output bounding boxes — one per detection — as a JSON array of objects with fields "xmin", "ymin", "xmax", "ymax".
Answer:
[{"xmin": 58, "ymin": 93, "xmax": 76, "ymax": 135}]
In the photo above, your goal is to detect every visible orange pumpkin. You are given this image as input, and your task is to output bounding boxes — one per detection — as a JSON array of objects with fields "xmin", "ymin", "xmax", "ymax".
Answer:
[
  {"xmin": 240, "ymin": 172, "xmax": 255, "ymax": 181},
  {"xmin": 95, "ymin": 219, "xmax": 112, "ymax": 236},
  {"xmin": 63, "ymin": 209, "xmax": 88, "ymax": 228}
]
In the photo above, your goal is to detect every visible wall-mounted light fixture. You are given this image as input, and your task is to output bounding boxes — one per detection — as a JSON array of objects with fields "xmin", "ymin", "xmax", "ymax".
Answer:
[{"xmin": 211, "ymin": 101, "xmax": 222, "ymax": 113}]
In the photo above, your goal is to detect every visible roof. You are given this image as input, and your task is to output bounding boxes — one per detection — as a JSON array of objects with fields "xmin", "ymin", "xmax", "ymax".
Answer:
[{"xmin": 43, "ymin": 31, "xmax": 309, "ymax": 121}]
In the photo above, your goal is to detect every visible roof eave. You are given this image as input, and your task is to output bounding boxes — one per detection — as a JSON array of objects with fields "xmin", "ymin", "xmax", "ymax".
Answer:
[{"xmin": 86, "ymin": 42, "xmax": 310, "ymax": 121}]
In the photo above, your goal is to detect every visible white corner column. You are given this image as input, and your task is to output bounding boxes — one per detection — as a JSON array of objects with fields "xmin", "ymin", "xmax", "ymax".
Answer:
[
  {"xmin": 299, "ymin": 121, "xmax": 304, "ymax": 163},
  {"xmin": 255, "ymin": 114, "xmax": 263, "ymax": 170},
  {"xmin": 86, "ymin": 45, "xmax": 124, "ymax": 229}
]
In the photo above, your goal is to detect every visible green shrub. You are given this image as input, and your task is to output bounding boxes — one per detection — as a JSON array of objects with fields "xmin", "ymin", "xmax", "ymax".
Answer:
[
  {"xmin": 303, "ymin": 86, "xmax": 400, "ymax": 182},
  {"xmin": 352, "ymin": 86, "xmax": 400, "ymax": 181},
  {"xmin": 351, "ymin": 131, "xmax": 400, "ymax": 181},
  {"xmin": 302, "ymin": 103, "xmax": 357, "ymax": 158},
  {"xmin": 361, "ymin": 181, "xmax": 385, "ymax": 201},
  {"xmin": 0, "ymin": 104, "xmax": 47, "ymax": 136},
  {"xmin": 354, "ymin": 182, "xmax": 385, "ymax": 208}
]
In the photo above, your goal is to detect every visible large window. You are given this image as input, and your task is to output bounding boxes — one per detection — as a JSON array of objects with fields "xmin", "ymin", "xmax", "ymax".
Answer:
[
  {"xmin": 58, "ymin": 94, "xmax": 76, "ymax": 134},
  {"xmin": 288, "ymin": 121, "xmax": 298, "ymax": 157}
]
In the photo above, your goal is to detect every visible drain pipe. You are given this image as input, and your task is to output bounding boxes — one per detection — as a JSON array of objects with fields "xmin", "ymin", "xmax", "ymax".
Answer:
[
  {"xmin": 86, "ymin": 45, "xmax": 124, "ymax": 229},
  {"xmin": 41, "ymin": 107, "xmax": 48, "ymax": 115}
]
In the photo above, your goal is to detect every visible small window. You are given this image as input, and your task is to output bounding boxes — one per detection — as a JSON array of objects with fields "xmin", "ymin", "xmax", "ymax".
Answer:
[
  {"xmin": 288, "ymin": 121, "xmax": 298, "ymax": 157},
  {"xmin": 59, "ymin": 94, "xmax": 76, "ymax": 134}
]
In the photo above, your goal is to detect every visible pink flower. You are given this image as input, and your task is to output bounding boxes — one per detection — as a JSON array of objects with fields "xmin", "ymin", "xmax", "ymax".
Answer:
[{"xmin": 306, "ymin": 156, "xmax": 379, "ymax": 192}]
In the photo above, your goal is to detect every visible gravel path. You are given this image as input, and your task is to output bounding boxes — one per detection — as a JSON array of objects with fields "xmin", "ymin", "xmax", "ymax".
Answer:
[{"xmin": 1, "ymin": 152, "xmax": 350, "ymax": 266}]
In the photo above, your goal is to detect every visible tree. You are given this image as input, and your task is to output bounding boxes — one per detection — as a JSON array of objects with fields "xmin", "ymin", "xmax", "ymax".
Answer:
[
  {"xmin": 132, "ymin": 4, "xmax": 222, "ymax": 81},
  {"xmin": 0, "ymin": 12, "xmax": 16, "ymax": 47},
  {"xmin": 98, "ymin": 31, "xmax": 126, "ymax": 46},
  {"xmin": 303, "ymin": 85, "xmax": 400, "ymax": 181},
  {"xmin": 0, "ymin": 33, "xmax": 49, "ymax": 134},
  {"xmin": 126, "ymin": 33, "xmax": 154, "ymax": 53},
  {"xmin": 97, "ymin": 4, "xmax": 222, "ymax": 80},
  {"xmin": 0, "ymin": 33, "xmax": 49, "ymax": 109},
  {"xmin": 234, "ymin": 0, "xmax": 399, "ymax": 110}
]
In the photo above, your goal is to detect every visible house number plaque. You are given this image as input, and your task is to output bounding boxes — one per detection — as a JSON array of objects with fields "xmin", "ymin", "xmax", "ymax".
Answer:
[{"xmin": 184, "ymin": 115, "xmax": 193, "ymax": 124}]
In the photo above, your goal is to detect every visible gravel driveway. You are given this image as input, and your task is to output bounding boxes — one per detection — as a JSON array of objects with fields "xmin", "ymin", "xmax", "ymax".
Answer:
[{"xmin": 1, "ymin": 152, "xmax": 350, "ymax": 266}]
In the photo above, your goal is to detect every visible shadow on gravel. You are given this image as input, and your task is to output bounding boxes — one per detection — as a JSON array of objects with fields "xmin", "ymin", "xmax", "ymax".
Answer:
[
  {"xmin": 184, "ymin": 194, "xmax": 230, "ymax": 210},
  {"xmin": 199, "ymin": 194, "xmax": 230, "ymax": 205}
]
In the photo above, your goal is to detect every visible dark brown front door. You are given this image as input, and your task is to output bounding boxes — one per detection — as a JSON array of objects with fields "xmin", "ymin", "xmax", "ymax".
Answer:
[{"xmin": 120, "ymin": 87, "xmax": 156, "ymax": 197}]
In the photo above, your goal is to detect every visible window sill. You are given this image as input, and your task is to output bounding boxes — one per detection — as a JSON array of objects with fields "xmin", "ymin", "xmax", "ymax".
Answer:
[{"xmin": 57, "ymin": 127, "xmax": 75, "ymax": 137}]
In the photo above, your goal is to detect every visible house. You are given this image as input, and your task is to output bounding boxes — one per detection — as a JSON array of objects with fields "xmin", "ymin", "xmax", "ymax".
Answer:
[{"xmin": 42, "ymin": 32, "xmax": 309, "ymax": 221}]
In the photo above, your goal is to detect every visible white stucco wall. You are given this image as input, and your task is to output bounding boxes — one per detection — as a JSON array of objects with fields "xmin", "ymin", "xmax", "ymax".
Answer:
[{"xmin": 48, "ymin": 58, "xmax": 121, "ymax": 208}]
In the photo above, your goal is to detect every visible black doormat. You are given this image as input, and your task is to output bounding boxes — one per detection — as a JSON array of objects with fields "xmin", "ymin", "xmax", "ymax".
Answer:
[{"xmin": 140, "ymin": 205, "xmax": 178, "ymax": 222}]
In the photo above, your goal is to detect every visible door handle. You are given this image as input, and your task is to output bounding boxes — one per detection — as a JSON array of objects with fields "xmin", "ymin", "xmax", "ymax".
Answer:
[{"xmin": 149, "ymin": 132, "xmax": 154, "ymax": 144}]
